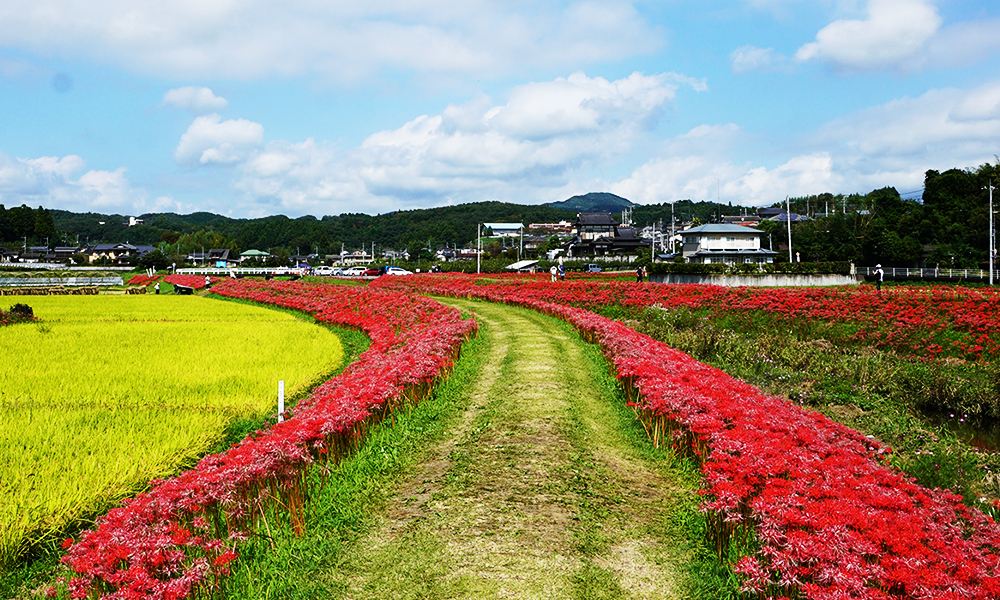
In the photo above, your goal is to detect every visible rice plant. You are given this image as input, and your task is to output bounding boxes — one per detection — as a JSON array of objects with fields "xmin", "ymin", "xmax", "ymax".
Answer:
[{"xmin": 0, "ymin": 295, "xmax": 344, "ymax": 566}]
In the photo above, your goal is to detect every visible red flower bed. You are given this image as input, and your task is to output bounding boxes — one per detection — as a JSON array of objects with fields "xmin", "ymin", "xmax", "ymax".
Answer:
[
  {"xmin": 162, "ymin": 275, "xmax": 220, "ymax": 289},
  {"xmin": 375, "ymin": 273, "xmax": 1000, "ymax": 361},
  {"xmin": 373, "ymin": 274, "xmax": 1000, "ymax": 599},
  {"xmin": 61, "ymin": 279, "xmax": 476, "ymax": 599},
  {"xmin": 126, "ymin": 274, "xmax": 162, "ymax": 286}
]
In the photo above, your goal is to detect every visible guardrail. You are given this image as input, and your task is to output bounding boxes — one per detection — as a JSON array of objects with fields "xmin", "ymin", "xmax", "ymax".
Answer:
[
  {"xmin": 856, "ymin": 266, "xmax": 995, "ymax": 282},
  {"xmin": 0, "ymin": 277, "xmax": 124, "ymax": 287}
]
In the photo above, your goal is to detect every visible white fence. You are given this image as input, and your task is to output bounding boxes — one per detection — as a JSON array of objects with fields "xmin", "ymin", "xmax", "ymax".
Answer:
[{"xmin": 856, "ymin": 266, "xmax": 994, "ymax": 281}]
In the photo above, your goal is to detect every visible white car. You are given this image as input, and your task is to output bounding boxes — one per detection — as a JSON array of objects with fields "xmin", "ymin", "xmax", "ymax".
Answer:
[
  {"xmin": 343, "ymin": 266, "xmax": 368, "ymax": 276},
  {"xmin": 384, "ymin": 266, "xmax": 413, "ymax": 276},
  {"xmin": 314, "ymin": 266, "xmax": 336, "ymax": 276}
]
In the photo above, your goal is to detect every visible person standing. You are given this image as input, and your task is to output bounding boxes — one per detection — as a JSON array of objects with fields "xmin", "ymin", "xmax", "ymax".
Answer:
[
  {"xmin": 550, "ymin": 265, "xmax": 558, "ymax": 282},
  {"xmin": 154, "ymin": 282, "xmax": 160, "ymax": 295},
  {"xmin": 874, "ymin": 264, "xmax": 884, "ymax": 291},
  {"xmin": 636, "ymin": 264, "xmax": 644, "ymax": 283},
  {"xmin": 558, "ymin": 264, "xmax": 565, "ymax": 281},
  {"xmin": 205, "ymin": 275, "xmax": 211, "ymax": 289}
]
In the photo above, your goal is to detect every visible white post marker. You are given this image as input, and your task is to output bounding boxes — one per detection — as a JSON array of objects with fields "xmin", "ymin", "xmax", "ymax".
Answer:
[{"xmin": 278, "ymin": 380, "xmax": 285, "ymax": 422}]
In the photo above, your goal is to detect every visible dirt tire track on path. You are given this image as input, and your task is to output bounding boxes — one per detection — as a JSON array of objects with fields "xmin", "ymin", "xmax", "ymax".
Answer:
[{"xmin": 329, "ymin": 299, "xmax": 691, "ymax": 599}]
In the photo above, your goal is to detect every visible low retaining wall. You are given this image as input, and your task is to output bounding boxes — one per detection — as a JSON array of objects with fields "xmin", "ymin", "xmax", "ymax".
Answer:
[{"xmin": 648, "ymin": 272, "xmax": 860, "ymax": 287}]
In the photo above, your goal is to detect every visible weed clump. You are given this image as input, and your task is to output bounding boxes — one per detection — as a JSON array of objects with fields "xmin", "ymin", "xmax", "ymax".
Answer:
[{"xmin": 1, "ymin": 303, "xmax": 35, "ymax": 326}]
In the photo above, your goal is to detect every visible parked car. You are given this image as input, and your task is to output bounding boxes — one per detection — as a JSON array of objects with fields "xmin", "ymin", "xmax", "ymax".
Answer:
[
  {"xmin": 384, "ymin": 266, "xmax": 413, "ymax": 275},
  {"xmin": 363, "ymin": 267, "xmax": 380, "ymax": 277},
  {"xmin": 583, "ymin": 263, "xmax": 602, "ymax": 273},
  {"xmin": 343, "ymin": 266, "xmax": 367, "ymax": 276},
  {"xmin": 314, "ymin": 266, "xmax": 336, "ymax": 276}
]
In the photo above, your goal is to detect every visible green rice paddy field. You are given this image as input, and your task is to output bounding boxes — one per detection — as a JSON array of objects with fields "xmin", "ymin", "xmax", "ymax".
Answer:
[{"xmin": 0, "ymin": 295, "xmax": 344, "ymax": 567}]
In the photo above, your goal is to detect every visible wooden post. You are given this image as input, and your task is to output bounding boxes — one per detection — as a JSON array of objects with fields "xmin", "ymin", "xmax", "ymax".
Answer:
[{"xmin": 278, "ymin": 380, "xmax": 285, "ymax": 422}]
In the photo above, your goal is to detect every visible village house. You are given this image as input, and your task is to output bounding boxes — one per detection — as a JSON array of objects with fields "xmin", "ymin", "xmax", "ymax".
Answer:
[
  {"xmin": 680, "ymin": 224, "xmax": 777, "ymax": 264},
  {"xmin": 565, "ymin": 212, "xmax": 652, "ymax": 259},
  {"xmin": 84, "ymin": 243, "xmax": 155, "ymax": 264},
  {"xmin": 482, "ymin": 222, "xmax": 525, "ymax": 237}
]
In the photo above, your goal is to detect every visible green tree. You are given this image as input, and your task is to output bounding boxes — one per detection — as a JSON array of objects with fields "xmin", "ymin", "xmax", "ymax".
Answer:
[
  {"xmin": 34, "ymin": 207, "xmax": 57, "ymax": 244},
  {"xmin": 136, "ymin": 249, "xmax": 170, "ymax": 271}
]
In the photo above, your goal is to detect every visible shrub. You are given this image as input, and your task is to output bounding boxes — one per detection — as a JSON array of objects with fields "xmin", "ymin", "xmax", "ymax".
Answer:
[{"xmin": 9, "ymin": 303, "xmax": 33, "ymax": 318}]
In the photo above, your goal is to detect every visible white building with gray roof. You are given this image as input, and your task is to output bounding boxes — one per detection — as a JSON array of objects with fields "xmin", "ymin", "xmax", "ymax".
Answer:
[{"xmin": 680, "ymin": 224, "xmax": 778, "ymax": 264}]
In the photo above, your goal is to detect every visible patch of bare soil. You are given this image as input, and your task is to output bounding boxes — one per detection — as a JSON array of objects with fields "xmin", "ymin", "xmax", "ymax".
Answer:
[{"xmin": 331, "ymin": 299, "xmax": 689, "ymax": 599}]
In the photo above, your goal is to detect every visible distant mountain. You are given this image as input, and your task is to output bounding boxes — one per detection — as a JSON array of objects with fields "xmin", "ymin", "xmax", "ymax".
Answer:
[{"xmin": 544, "ymin": 192, "xmax": 636, "ymax": 213}]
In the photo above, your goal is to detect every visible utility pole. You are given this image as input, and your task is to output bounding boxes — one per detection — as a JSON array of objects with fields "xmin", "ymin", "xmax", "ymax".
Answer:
[
  {"xmin": 990, "ymin": 180, "xmax": 995, "ymax": 285},
  {"xmin": 670, "ymin": 202, "xmax": 675, "ymax": 254},
  {"xmin": 477, "ymin": 224, "xmax": 482, "ymax": 274},
  {"xmin": 786, "ymin": 195, "xmax": 793, "ymax": 263}
]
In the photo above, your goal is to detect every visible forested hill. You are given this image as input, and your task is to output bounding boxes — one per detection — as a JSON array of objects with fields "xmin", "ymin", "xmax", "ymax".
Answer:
[
  {"xmin": 48, "ymin": 201, "xmax": 576, "ymax": 256},
  {"xmin": 544, "ymin": 192, "xmax": 635, "ymax": 212},
  {"xmin": 45, "ymin": 196, "xmax": 747, "ymax": 256}
]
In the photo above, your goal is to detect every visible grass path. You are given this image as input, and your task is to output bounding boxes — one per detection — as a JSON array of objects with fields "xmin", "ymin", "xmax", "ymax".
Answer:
[{"xmin": 322, "ymin": 299, "xmax": 694, "ymax": 599}]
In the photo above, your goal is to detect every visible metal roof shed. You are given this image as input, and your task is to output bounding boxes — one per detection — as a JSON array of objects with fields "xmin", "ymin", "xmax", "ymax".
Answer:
[{"xmin": 505, "ymin": 259, "xmax": 539, "ymax": 272}]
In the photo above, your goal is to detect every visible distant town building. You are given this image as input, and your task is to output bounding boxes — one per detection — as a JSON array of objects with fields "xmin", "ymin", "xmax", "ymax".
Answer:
[
  {"xmin": 680, "ymin": 224, "xmax": 777, "ymax": 264},
  {"xmin": 759, "ymin": 208, "xmax": 809, "ymax": 223},
  {"xmin": 528, "ymin": 221, "xmax": 574, "ymax": 234},
  {"xmin": 482, "ymin": 222, "xmax": 525, "ymax": 237},
  {"xmin": 565, "ymin": 212, "xmax": 651, "ymax": 258},
  {"xmin": 575, "ymin": 212, "xmax": 618, "ymax": 241},
  {"xmin": 83, "ymin": 243, "xmax": 154, "ymax": 264},
  {"xmin": 239, "ymin": 249, "xmax": 271, "ymax": 263},
  {"xmin": 721, "ymin": 214, "xmax": 762, "ymax": 226}
]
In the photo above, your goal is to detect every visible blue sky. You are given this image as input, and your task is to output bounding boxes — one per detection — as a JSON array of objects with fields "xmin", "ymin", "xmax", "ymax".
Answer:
[{"xmin": 2, "ymin": 0, "xmax": 999, "ymax": 218}]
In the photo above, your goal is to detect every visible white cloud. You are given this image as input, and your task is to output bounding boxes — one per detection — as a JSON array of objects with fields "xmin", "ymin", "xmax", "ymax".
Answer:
[
  {"xmin": 0, "ymin": 150, "xmax": 156, "ymax": 212},
  {"xmin": 352, "ymin": 71, "xmax": 695, "ymax": 202},
  {"xmin": 923, "ymin": 19, "xmax": 1000, "ymax": 69},
  {"xmin": 950, "ymin": 82, "xmax": 1000, "ymax": 122},
  {"xmin": 811, "ymin": 85, "xmax": 1000, "ymax": 185},
  {"xmin": 177, "ymin": 70, "xmax": 702, "ymax": 215},
  {"xmin": 610, "ymin": 79, "xmax": 1000, "ymax": 208},
  {"xmin": 232, "ymin": 139, "xmax": 373, "ymax": 216},
  {"xmin": 730, "ymin": 45, "xmax": 787, "ymax": 73},
  {"xmin": 175, "ymin": 114, "xmax": 264, "ymax": 165},
  {"xmin": 607, "ymin": 123, "xmax": 839, "ymax": 206},
  {"xmin": 162, "ymin": 86, "xmax": 228, "ymax": 114},
  {"xmin": 0, "ymin": 1, "xmax": 663, "ymax": 81},
  {"xmin": 795, "ymin": 0, "xmax": 942, "ymax": 71}
]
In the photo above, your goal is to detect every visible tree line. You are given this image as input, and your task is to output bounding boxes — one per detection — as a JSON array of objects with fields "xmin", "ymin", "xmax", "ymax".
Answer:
[
  {"xmin": 4, "ymin": 163, "xmax": 997, "ymax": 269},
  {"xmin": 780, "ymin": 164, "xmax": 998, "ymax": 268},
  {"xmin": 0, "ymin": 205, "xmax": 57, "ymax": 248}
]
